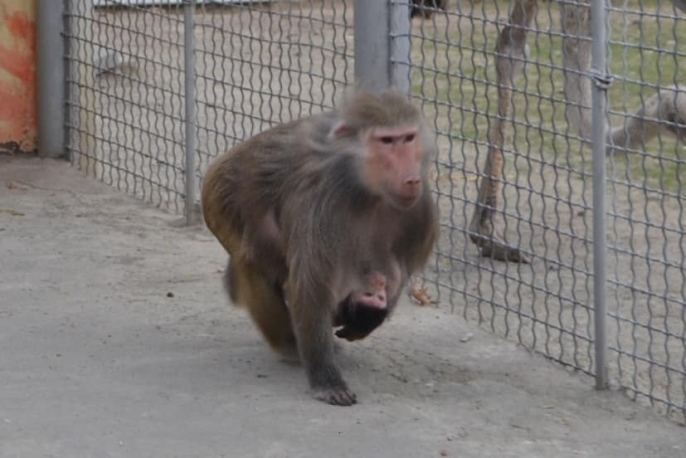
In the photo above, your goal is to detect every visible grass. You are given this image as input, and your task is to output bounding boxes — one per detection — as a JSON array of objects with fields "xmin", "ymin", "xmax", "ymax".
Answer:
[{"xmin": 408, "ymin": 0, "xmax": 685, "ymax": 194}]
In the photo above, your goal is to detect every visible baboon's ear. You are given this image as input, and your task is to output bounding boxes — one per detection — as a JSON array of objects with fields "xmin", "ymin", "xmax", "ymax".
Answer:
[{"xmin": 329, "ymin": 121, "xmax": 348, "ymax": 139}]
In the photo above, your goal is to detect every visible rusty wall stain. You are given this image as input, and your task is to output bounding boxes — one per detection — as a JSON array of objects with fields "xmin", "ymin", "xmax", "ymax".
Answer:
[{"xmin": 0, "ymin": 2, "xmax": 36, "ymax": 154}]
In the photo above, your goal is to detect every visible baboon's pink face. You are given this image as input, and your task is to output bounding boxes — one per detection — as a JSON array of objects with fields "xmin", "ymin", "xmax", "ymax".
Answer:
[{"xmin": 363, "ymin": 125, "xmax": 424, "ymax": 209}]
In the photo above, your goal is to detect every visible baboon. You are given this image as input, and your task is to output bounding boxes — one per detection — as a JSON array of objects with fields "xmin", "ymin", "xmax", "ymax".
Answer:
[{"xmin": 201, "ymin": 90, "xmax": 439, "ymax": 406}]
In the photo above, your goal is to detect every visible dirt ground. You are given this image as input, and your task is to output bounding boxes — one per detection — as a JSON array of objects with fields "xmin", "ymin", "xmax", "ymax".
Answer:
[{"xmin": 2, "ymin": 156, "xmax": 686, "ymax": 457}]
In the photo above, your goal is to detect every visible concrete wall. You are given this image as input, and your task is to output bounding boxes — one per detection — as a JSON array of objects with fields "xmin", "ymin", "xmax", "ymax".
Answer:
[{"xmin": 0, "ymin": 0, "xmax": 36, "ymax": 154}]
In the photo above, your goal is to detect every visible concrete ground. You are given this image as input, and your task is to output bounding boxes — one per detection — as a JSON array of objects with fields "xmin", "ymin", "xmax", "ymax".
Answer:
[{"xmin": 1, "ymin": 156, "xmax": 684, "ymax": 458}]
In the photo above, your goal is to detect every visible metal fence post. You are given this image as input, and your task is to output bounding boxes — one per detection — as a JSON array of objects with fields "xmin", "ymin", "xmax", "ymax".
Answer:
[
  {"xmin": 37, "ymin": 0, "xmax": 66, "ymax": 158},
  {"xmin": 184, "ymin": 0, "xmax": 198, "ymax": 225},
  {"xmin": 389, "ymin": 1, "xmax": 411, "ymax": 94},
  {"xmin": 590, "ymin": 0, "xmax": 610, "ymax": 390},
  {"xmin": 354, "ymin": 0, "xmax": 392, "ymax": 92}
]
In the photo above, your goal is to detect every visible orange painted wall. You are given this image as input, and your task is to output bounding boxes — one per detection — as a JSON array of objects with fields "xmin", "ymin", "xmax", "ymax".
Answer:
[{"xmin": 0, "ymin": 0, "xmax": 36, "ymax": 154}]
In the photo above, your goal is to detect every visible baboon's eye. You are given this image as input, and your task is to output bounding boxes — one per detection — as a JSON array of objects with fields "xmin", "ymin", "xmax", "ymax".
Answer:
[{"xmin": 380, "ymin": 136, "xmax": 394, "ymax": 145}]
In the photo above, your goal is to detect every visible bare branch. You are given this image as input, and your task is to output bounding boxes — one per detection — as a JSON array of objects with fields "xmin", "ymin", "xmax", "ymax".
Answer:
[
  {"xmin": 560, "ymin": 0, "xmax": 592, "ymax": 140},
  {"xmin": 608, "ymin": 86, "xmax": 686, "ymax": 155},
  {"xmin": 469, "ymin": 0, "xmax": 536, "ymax": 263}
]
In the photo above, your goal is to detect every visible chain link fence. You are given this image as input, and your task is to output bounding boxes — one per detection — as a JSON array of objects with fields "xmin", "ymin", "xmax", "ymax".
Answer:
[
  {"xmin": 65, "ymin": 0, "xmax": 352, "ymax": 213},
  {"xmin": 60, "ymin": 0, "xmax": 685, "ymax": 424},
  {"xmin": 412, "ymin": 0, "xmax": 686, "ymax": 424}
]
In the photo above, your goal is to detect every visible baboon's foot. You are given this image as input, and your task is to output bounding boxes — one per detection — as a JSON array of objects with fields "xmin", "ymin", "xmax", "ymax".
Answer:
[{"xmin": 311, "ymin": 383, "xmax": 357, "ymax": 406}]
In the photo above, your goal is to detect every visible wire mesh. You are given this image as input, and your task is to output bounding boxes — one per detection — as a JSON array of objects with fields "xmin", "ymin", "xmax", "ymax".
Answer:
[
  {"xmin": 65, "ymin": 0, "xmax": 187, "ymax": 212},
  {"xmin": 605, "ymin": 0, "xmax": 686, "ymax": 424},
  {"xmin": 407, "ymin": 0, "xmax": 596, "ymax": 374},
  {"xmin": 64, "ymin": 0, "xmax": 353, "ymax": 212},
  {"xmin": 192, "ymin": 0, "xmax": 353, "ymax": 202},
  {"xmin": 404, "ymin": 0, "xmax": 685, "ymax": 424},
  {"xmin": 62, "ymin": 0, "xmax": 685, "ymax": 424}
]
